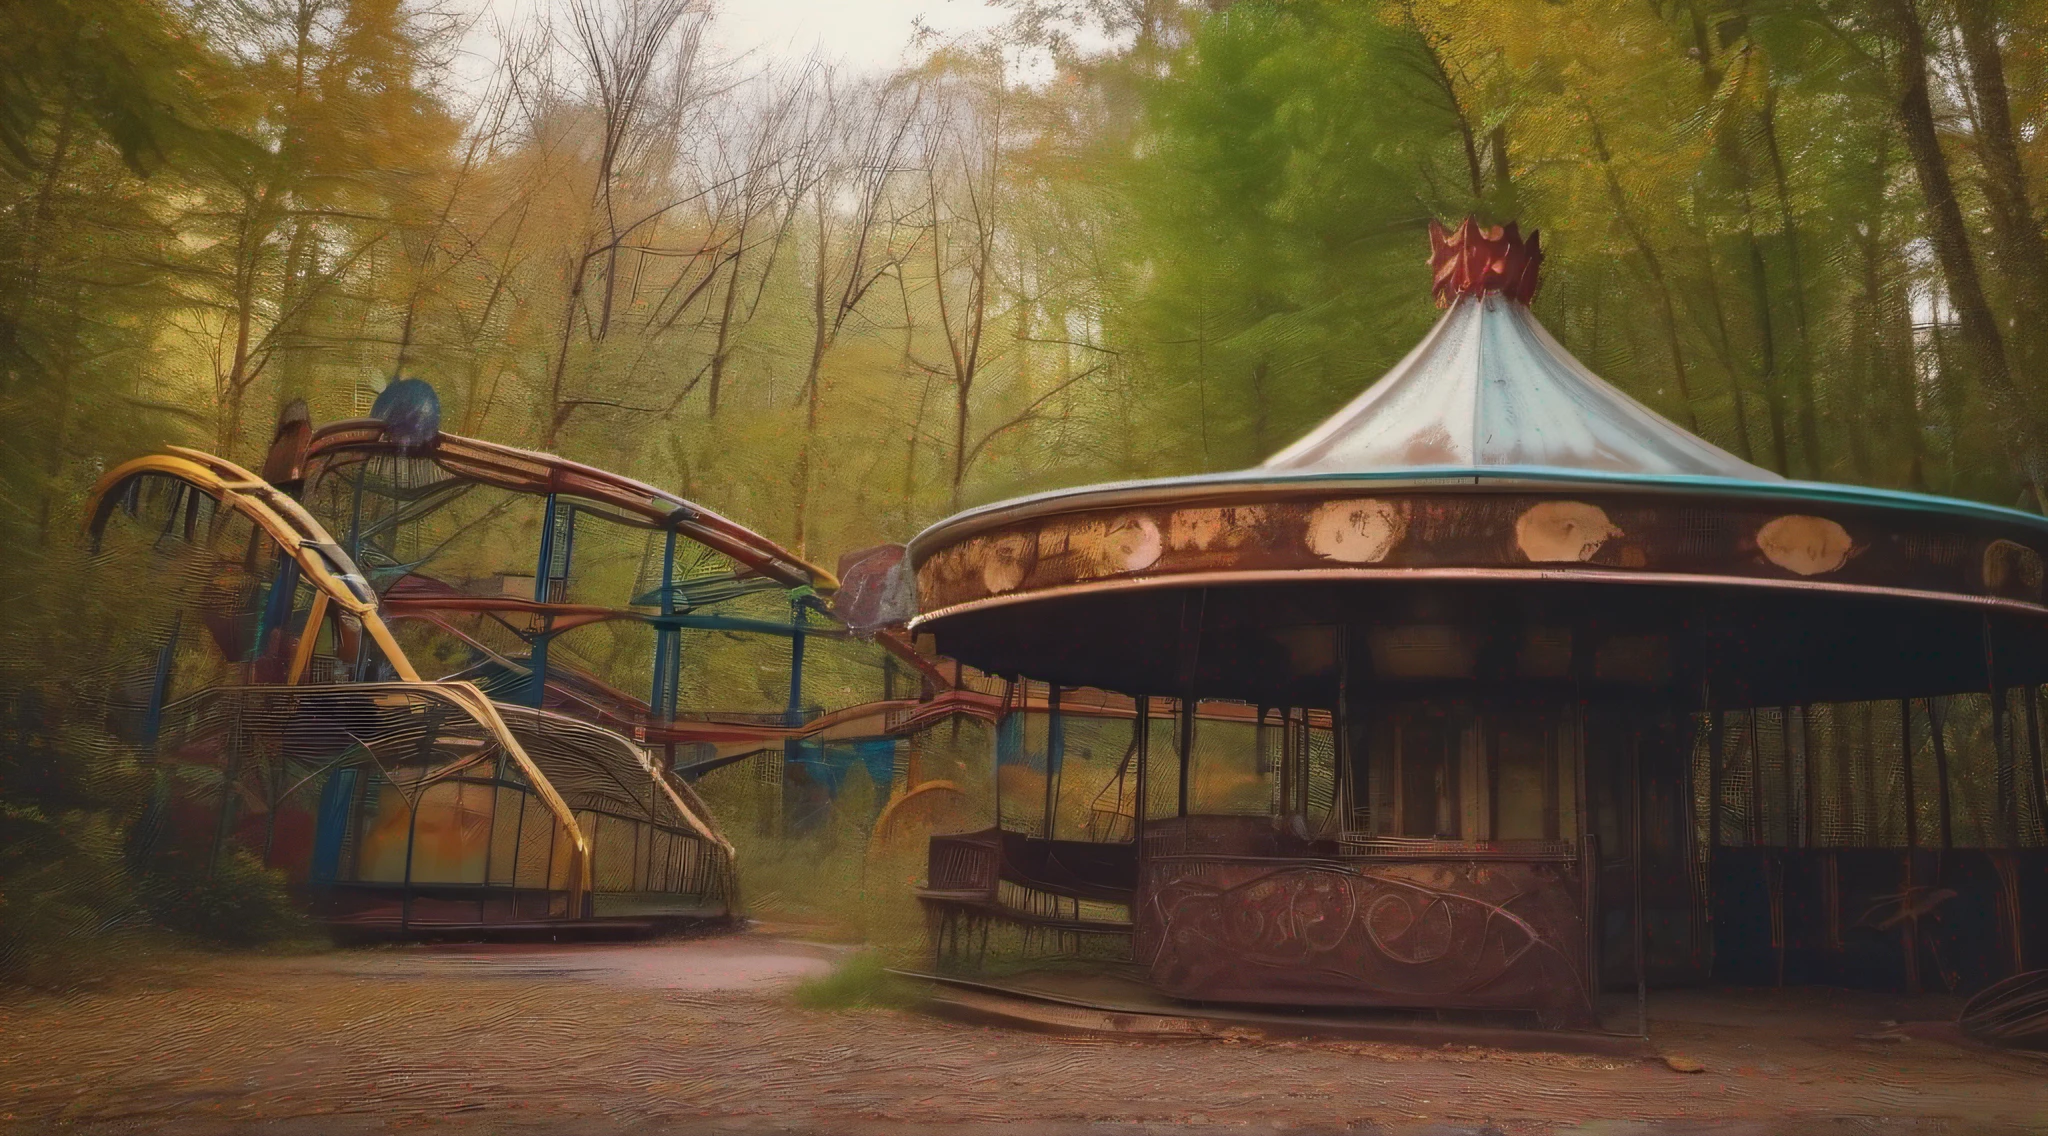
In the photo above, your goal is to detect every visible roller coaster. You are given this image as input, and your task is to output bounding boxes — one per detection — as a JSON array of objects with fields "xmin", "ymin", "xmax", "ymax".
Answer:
[{"xmin": 86, "ymin": 382, "xmax": 1273, "ymax": 938}]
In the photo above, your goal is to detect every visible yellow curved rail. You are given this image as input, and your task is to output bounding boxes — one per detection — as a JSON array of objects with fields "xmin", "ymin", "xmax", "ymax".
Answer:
[{"xmin": 85, "ymin": 450, "xmax": 595, "ymax": 911}]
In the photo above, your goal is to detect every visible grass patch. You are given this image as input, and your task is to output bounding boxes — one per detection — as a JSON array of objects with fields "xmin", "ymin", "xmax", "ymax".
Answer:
[{"xmin": 792, "ymin": 950, "xmax": 920, "ymax": 1011}]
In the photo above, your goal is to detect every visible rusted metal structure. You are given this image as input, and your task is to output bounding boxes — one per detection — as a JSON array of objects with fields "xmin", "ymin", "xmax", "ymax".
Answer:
[
  {"xmin": 907, "ymin": 219, "xmax": 2048, "ymax": 1028},
  {"xmin": 287, "ymin": 404, "xmax": 999, "ymax": 850},
  {"xmin": 84, "ymin": 446, "xmax": 736, "ymax": 935}
]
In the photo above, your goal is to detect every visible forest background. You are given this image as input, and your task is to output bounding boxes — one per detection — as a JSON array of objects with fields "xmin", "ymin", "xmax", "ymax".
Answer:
[{"xmin": 3, "ymin": 0, "xmax": 2047, "ymax": 968}]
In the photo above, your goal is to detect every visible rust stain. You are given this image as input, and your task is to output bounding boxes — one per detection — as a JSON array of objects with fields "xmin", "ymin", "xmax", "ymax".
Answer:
[
  {"xmin": 1515, "ymin": 502, "xmax": 1619, "ymax": 563},
  {"xmin": 1168, "ymin": 505, "xmax": 1268, "ymax": 552},
  {"xmin": 1982, "ymin": 538, "xmax": 2043, "ymax": 598},
  {"xmin": 1042, "ymin": 514, "xmax": 1162, "ymax": 578},
  {"xmin": 1306, "ymin": 499, "xmax": 1406, "ymax": 563},
  {"xmin": 1756, "ymin": 515, "xmax": 1852, "ymax": 576}
]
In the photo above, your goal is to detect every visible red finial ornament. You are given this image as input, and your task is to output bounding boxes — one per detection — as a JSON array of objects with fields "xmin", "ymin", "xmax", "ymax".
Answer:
[{"xmin": 1428, "ymin": 216, "xmax": 1542, "ymax": 307}]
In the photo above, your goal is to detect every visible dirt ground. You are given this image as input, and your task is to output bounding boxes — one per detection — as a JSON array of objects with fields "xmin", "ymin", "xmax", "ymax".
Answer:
[{"xmin": 1, "ymin": 932, "xmax": 2044, "ymax": 1135}]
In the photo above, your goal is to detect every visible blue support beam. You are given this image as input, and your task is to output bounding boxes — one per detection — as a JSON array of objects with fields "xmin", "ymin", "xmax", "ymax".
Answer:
[
  {"xmin": 650, "ymin": 529, "xmax": 678, "ymax": 722},
  {"xmin": 527, "ymin": 631, "xmax": 551, "ymax": 709},
  {"xmin": 534, "ymin": 493, "xmax": 557, "ymax": 604},
  {"xmin": 529, "ymin": 493, "xmax": 558, "ymax": 708},
  {"xmin": 785, "ymin": 593, "xmax": 807, "ymax": 728}
]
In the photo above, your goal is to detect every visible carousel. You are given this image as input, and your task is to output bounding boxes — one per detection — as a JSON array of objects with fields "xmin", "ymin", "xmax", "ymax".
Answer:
[{"xmin": 905, "ymin": 219, "xmax": 2048, "ymax": 1030}]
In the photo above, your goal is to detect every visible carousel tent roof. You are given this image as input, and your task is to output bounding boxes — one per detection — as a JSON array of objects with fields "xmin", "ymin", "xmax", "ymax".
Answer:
[
  {"xmin": 904, "ymin": 218, "xmax": 2048, "ymax": 703},
  {"xmin": 912, "ymin": 218, "xmax": 2047, "ymax": 547},
  {"xmin": 1260, "ymin": 290, "xmax": 1781, "ymax": 481}
]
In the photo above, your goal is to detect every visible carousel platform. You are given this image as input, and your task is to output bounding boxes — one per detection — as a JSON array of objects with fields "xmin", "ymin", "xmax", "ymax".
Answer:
[
  {"xmin": 894, "ymin": 966, "xmax": 2026, "ymax": 1068},
  {"xmin": 892, "ymin": 965, "xmax": 1655, "ymax": 1056}
]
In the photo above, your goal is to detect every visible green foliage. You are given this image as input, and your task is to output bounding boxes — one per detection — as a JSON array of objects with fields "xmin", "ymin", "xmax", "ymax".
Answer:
[
  {"xmin": 3, "ymin": 0, "xmax": 2048, "ymax": 966},
  {"xmin": 792, "ymin": 950, "xmax": 920, "ymax": 1011},
  {"xmin": 1115, "ymin": 0, "xmax": 1469, "ymax": 471},
  {"xmin": 137, "ymin": 850, "xmax": 307, "ymax": 947},
  {"xmin": 0, "ymin": 804, "xmax": 139, "ymax": 984}
]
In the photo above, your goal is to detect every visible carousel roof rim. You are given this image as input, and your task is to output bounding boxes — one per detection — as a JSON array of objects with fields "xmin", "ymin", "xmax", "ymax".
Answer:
[
  {"xmin": 906, "ymin": 563, "xmax": 2048, "ymax": 631},
  {"xmin": 910, "ymin": 464, "xmax": 2048, "ymax": 558}
]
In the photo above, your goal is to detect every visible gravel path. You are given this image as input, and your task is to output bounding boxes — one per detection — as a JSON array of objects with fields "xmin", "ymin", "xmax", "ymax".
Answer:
[{"xmin": 1, "ymin": 934, "xmax": 2042, "ymax": 1135}]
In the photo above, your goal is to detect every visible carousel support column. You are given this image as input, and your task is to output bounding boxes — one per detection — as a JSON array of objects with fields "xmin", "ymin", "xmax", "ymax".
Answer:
[
  {"xmin": 1335, "ymin": 627, "xmax": 1353, "ymax": 836},
  {"xmin": 1986, "ymin": 616, "xmax": 2016, "ymax": 847},
  {"xmin": 1901, "ymin": 698, "xmax": 1921, "ymax": 985},
  {"xmin": 1632, "ymin": 723, "xmax": 1648, "ymax": 1038},
  {"xmin": 1133, "ymin": 696, "xmax": 1150, "ymax": 846},
  {"xmin": 1262, "ymin": 704, "xmax": 1279, "ymax": 819},
  {"xmin": 1782, "ymin": 707, "xmax": 1797, "ymax": 849},
  {"xmin": 1928, "ymin": 697, "xmax": 1954, "ymax": 850},
  {"xmin": 1742, "ymin": 711, "xmax": 1779, "ymax": 987},
  {"xmin": 1705, "ymin": 686, "xmax": 1722, "ymax": 881},
  {"xmin": 1177, "ymin": 697, "xmax": 1194, "ymax": 818},
  {"xmin": 1277, "ymin": 707, "xmax": 1293, "ymax": 821},
  {"xmin": 994, "ymin": 677, "xmax": 1015, "ymax": 828},
  {"xmin": 1902, "ymin": 699, "xmax": 1918, "ymax": 850},
  {"xmin": 1175, "ymin": 591, "xmax": 1206, "ymax": 819},
  {"xmin": 1577, "ymin": 679, "xmax": 1594, "ymax": 1006},
  {"xmin": 1756, "ymin": 713, "xmax": 1783, "ymax": 988},
  {"xmin": 1800, "ymin": 704, "xmax": 1816, "ymax": 849},
  {"xmin": 1044, "ymin": 684, "xmax": 1064, "ymax": 840},
  {"xmin": 2027, "ymin": 689, "xmax": 2048, "ymax": 847},
  {"xmin": 1747, "ymin": 713, "xmax": 1764, "ymax": 846}
]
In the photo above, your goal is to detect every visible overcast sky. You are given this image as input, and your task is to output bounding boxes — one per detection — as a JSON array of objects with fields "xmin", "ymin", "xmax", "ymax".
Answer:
[
  {"xmin": 713, "ymin": 0, "xmax": 1009, "ymax": 71},
  {"xmin": 454, "ymin": 0, "xmax": 1014, "ymax": 82}
]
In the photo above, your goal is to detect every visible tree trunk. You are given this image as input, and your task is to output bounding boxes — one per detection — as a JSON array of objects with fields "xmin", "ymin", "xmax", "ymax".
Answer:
[
  {"xmin": 1758, "ymin": 83, "xmax": 1825, "ymax": 476},
  {"xmin": 1954, "ymin": 0, "xmax": 2048, "ymax": 389},
  {"xmin": 792, "ymin": 216, "xmax": 832, "ymax": 556},
  {"xmin": 708, "ymin": 228, "xmax": 747, "ymax": 420},
  {"xmin": 952, "ymin": 382, "xmax": 970, "ymax": 509},
  {"xmin": 1586, "ymin": 112, "xmax": 1703, "ymax": 434},
  {"xmin": 1882, "ymin": 0, "xmax": 2046, "ymax": 507}
]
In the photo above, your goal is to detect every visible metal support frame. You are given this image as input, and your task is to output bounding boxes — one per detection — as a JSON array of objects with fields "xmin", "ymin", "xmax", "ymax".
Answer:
[
  {"xmin": 786, "ymin": 593, "xmax": 808, "ymax": 726},
  {"xmin": 2027, "ymin": 690, "xmax": 2048, "ymax": 848},
  {"xmin": 1044, "ymin": 684, "xmax": 1064, "ymax": 839},
  {"xmin": 1902, "ymin": 698, "xmax": 1918, "ymax": 850},
  {"xmin": 1133, "ymin": 695, "xmax": 1150, "ymax": 844},
  {"xmin": 650, "ymin": 529, "xmax": 680, "ymax": 722},
  {"xmin": 1175, "ymin": 592, "xmax": 1205, "ymax": 818},
  {"xmin": 529, "ymin": 493, "xmax": 560, "ymax": 707},
  {"xmin": 527, "ymin": 629, "xmax": 551, "ymax": 709},
  {"xmin": 1333, "ymin": 626, "xmax": 1352, "ymax": 835},
  {"xmin": 1928, "ymin": 696, "xmax": 1954, "ymax": 850},
  {"xmin": 1631, "ymin": 720, "xmax": 1647, "ymax": 1038},
  {"xmin": 1987, "ymin": 616, "xmax": 2017, "ymax": 846}
]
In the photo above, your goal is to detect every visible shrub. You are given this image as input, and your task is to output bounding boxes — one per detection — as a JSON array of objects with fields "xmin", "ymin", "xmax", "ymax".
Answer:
[{"xmin": 139, "ymin": 849, "xmax": 306, "ymax": 946}]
